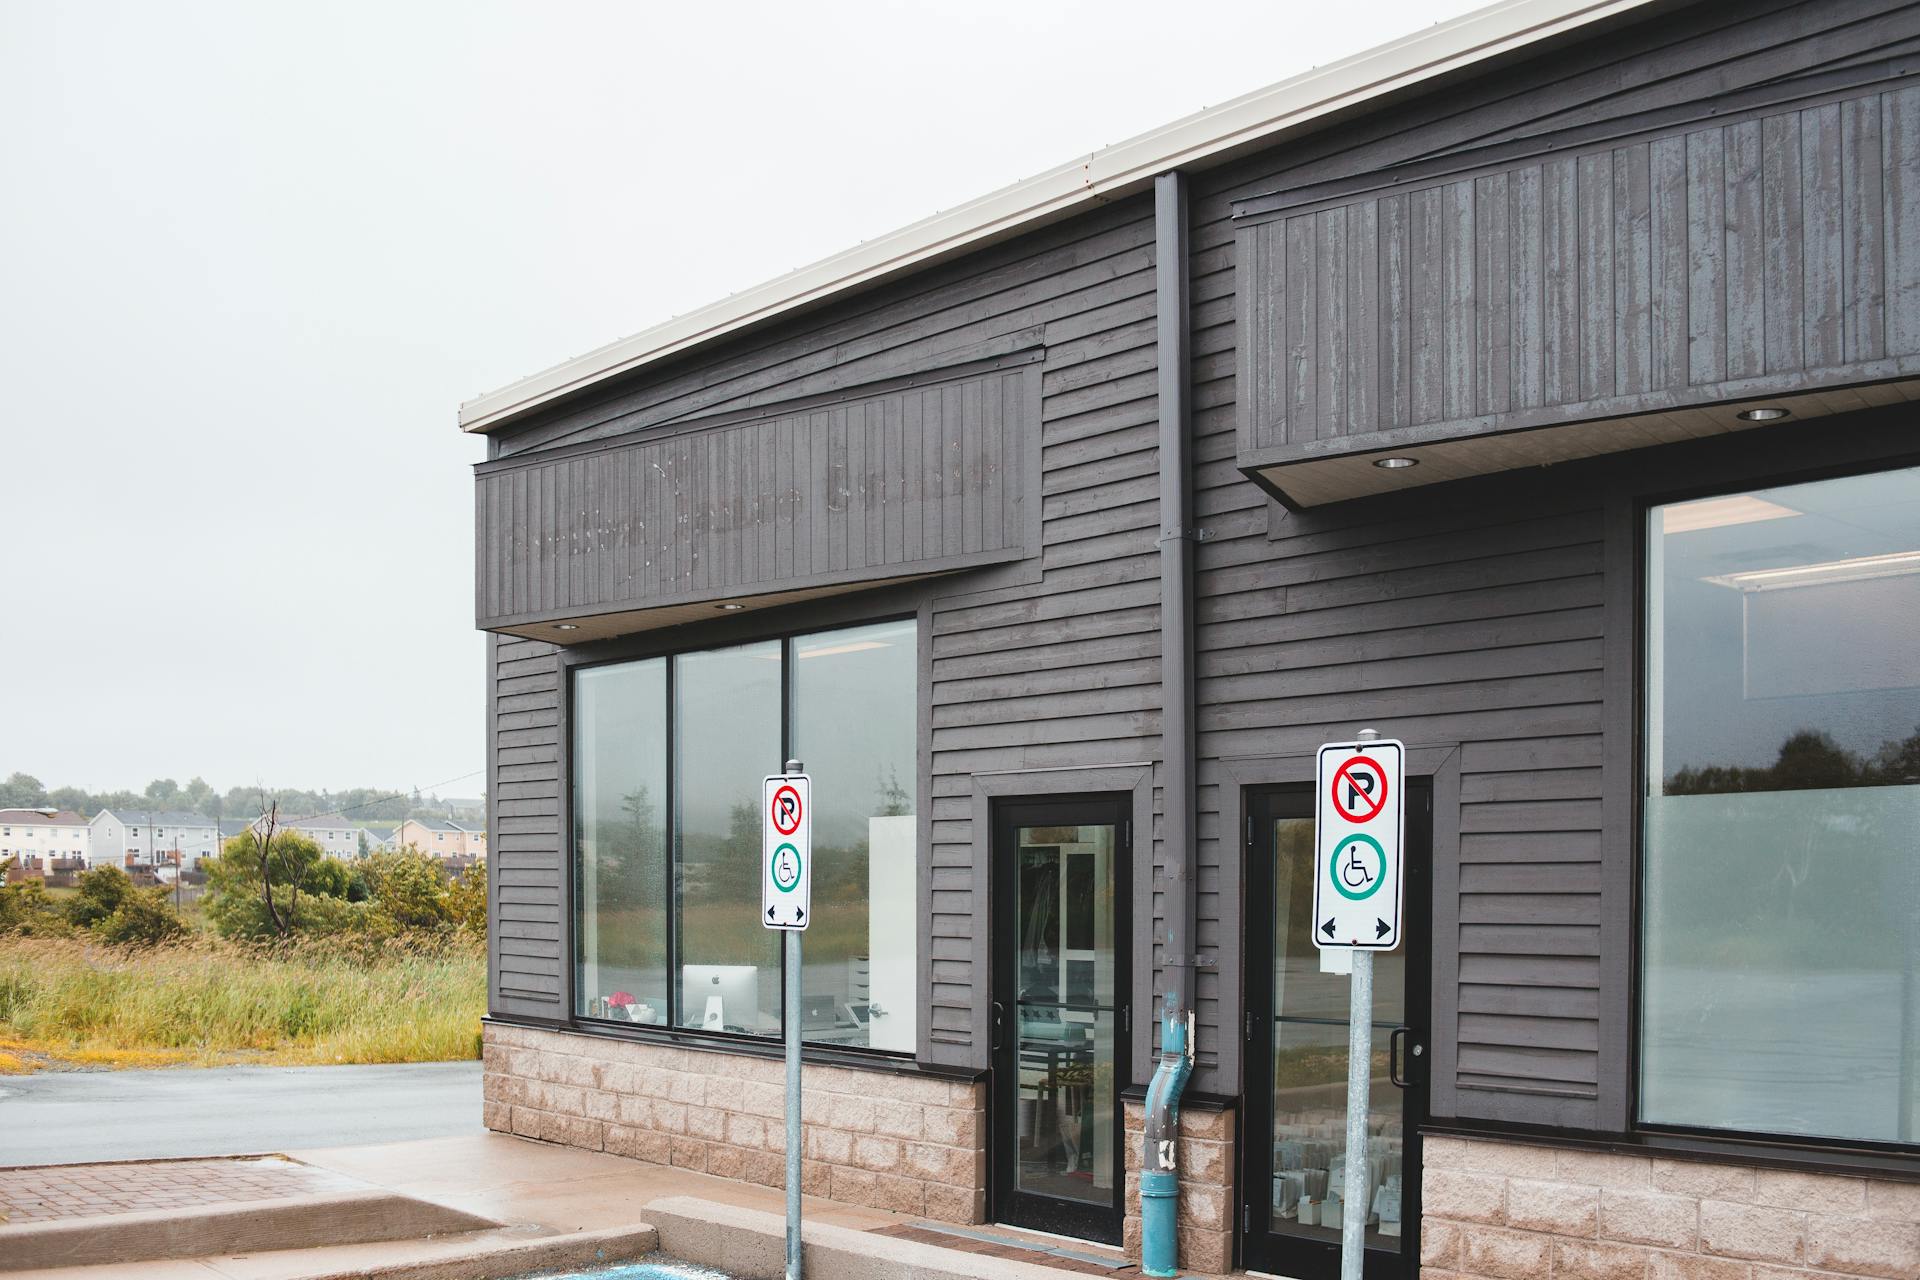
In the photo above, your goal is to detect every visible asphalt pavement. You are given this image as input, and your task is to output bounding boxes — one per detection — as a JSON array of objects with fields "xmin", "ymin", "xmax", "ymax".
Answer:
[{"xmin": 0, "ymin": 1060, "xmax": 483, "ymax": 1166}]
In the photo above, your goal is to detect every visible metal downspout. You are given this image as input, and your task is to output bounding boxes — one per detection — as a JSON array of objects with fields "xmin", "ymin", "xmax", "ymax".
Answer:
[{"xmin": 1141, "ymin": 168, "xmax": 1197, "ymax": 1280}]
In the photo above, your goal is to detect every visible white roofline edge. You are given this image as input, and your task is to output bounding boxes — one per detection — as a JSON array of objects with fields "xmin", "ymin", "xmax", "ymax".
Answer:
[{"xmin": 459, "ymin": 0, "xmax": 1651, "ymax": 433}]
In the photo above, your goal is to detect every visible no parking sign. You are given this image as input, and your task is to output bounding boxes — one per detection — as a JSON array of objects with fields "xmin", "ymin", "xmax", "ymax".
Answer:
[
  {"xmin": 1313, "ymin": 739, "xmax": 1404, "ymax": 951},
  {"xmin": 762, "ymin": 773, "xmax": 812, "ymax": 930}
]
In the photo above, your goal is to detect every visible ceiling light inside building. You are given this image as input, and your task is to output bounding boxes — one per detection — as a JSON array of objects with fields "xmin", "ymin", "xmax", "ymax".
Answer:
[
  {"xmin": 1660, "ymin": 494, "xmax": 1801, "ymax": 534},
  {"xmin": 1704, "ymin": 550, "xmax": 1920, "ymax": 592},
  {"xmin": 795, "ymin": 640, "xmax": 889, "ymax": 660}
]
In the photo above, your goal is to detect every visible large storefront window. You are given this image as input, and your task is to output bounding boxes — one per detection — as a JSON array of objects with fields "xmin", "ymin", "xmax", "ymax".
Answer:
[
  {"xmin": 676, "ymin": 640, "xmax": 782, "ymax": 1036},
  {"xmin": 574, "ymin": 658, "xmax": 668, "ymax": 1025},
  {"xmin": 1643, "ymin": 467, "xmax": 1920, "ymax": 1146},
  {"xmin": 573, "ymin": 619, "xmax": 918, "ymax": 1052},
  {"xmin": 790, "ymin": 620, "xmax": 918, "ymax": 1052}
]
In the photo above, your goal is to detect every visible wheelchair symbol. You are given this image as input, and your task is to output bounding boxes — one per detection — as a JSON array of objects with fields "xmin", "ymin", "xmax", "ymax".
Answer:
[{"xmin": 1329, "ymin": 834, "xmax": 1386, "ymax": 901}]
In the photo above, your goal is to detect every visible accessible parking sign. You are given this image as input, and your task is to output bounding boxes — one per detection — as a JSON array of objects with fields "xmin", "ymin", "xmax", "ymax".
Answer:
[
  {"xmin": 1313, "ymin": 738, "xmax": 1404, "ymax": 950},
  {"xmin": 762, "ymin": 773, "xmax": 812, "ymax": 930}
]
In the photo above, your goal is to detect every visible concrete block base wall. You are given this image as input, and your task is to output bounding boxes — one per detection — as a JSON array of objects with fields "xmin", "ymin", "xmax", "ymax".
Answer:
[
  {"xmin": 1122, "ymin": 1100, "xmax": 1235, "ymax": 1274},
  {"xmin": 1421, "ymin": 1133, "xmax": 1920, "ymax": 1280},
  {"xmin": 482, "ymin": 1023, "xmax": 987, "ymax": 1224}
]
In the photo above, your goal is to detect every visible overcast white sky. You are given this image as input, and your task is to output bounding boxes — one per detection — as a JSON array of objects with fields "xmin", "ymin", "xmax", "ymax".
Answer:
[{"xmin": 0, "ymin": 0, "xmax": 1482, "ymax": 797}]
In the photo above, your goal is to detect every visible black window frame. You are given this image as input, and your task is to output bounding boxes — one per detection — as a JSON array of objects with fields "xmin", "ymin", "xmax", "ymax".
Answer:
[
  {"xmin": 1629, "ymin": 449, "xmax": 1920, "ymax": 1162},
  {"xmin": 563, "ymin": 610, "xmax": 919, "ymax": 1061}
]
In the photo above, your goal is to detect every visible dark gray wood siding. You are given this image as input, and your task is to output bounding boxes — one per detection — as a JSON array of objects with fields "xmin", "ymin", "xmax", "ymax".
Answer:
[
  {"xmin": 475, "ymin": 357, "xmax": 1040, "ymax": 631},
  {"xmin": 1233, "ymin": 1, "xmax": 1920, "ymax": 470},
  {"xmin": 477, "ymin": 0, "xmax": 1920, "ymax": 1128},
  {"xmin": 480, "ymin": 196, "xmax": 1184, "ymax": 1077},
  {"xmin": 489, "ymin": 632, "xmax": 567, "ymax": 1020}
]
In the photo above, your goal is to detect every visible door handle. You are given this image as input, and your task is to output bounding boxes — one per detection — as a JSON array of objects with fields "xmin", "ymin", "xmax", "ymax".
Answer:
[
  {"xmin": 991, "ymin": 1001, "xmax": 1006, "ymax": 1052},
  {"xmin": 1389, "ymin": 1026, "xmax": 1415, "ymax": 1088}
]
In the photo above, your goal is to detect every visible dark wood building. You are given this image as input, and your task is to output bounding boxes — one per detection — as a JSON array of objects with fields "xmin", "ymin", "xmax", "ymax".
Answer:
[{"xmin": 470, "ymin": 2, "xmax": 1920, "ymax": 1275}]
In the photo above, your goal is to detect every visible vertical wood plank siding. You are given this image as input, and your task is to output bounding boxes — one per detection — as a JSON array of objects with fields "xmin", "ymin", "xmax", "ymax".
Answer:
[
  {"xmin": 474, "ymin": 363, "xmax": 1035, "ymax": 630},
  {"xmin": 1237, "ymin": 83, "xmax": 1920, "ymax": 458}
]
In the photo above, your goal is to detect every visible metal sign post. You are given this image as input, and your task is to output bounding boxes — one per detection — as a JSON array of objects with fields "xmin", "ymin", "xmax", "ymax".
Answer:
[
  {"xmin": 1312, "ymin": 729, "xmax": 1405, "ymax": 1280},
  {"xmin": 763, "ymin": 761, "xmax": 812, "ymax": 1280}
]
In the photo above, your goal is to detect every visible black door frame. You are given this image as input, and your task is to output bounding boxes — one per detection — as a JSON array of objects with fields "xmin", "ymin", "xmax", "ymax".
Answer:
[
  {"xmin": 989, "ymin": 792, "xmax": 1133, "ymax": 1245},
  {"xmin": 1241, "ymin": 780, "xmax": 1433, "ymax": 1279}
]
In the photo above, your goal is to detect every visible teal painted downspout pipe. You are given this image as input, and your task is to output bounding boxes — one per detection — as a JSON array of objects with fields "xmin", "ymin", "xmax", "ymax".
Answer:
[
  {"xmin": 1142, "ymin": 167, "xmax": 1197, "ymax": 1280},
  {"xmin": 1141, "ymin": 1004, "xmax": 1193, "ymax": 1277}
]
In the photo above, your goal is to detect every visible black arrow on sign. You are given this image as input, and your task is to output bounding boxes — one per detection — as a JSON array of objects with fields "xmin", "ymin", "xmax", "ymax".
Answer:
[
  {"xmin": 767, "ymin": 906, "xmax": 777, "ymax": 922},
  {"xmin": 1321, "ymin": 918, "xmax": 1336, "ymax": 940},
  {"xmin": 795, "ymin": 908, "xmax": 805, "ymax": 923},
  {"xmin": 1375, "ymin": 918, "xmax": 1391, "ymax": 939}
]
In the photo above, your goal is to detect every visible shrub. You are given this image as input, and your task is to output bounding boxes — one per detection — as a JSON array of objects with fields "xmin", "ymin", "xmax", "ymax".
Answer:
[
  {"xmin": 65, "ymin": 866, "xmax": 135, "ymax": 929},
  {"xmin": 0, "ymin": 863, "xmax": 70, "ymax": 938},
  {"xmin": 204, "ymin": 829, "xmax": 336, "ymax": 939},
  {"xmin": 95, "ymin": 889, "xmax": 189, "ymax": 947},
  {"xmin": 445, "ymin": 859, "xmax": 487, "ymax": 934},
  {"xmin": 359, "ymin": 849, "xmax": 452, "ymax": 932}
]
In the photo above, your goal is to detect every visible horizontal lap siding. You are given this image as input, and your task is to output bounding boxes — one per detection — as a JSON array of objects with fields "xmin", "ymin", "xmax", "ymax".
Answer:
[
  {"xmin": 924, "ymin": 217, "xmax": 1166, "ymax": 1066},
  {"xmin": 1210, "ymin": 0, "xmax": 1920, "ymax": 1124},
  {"xmin": 490, "ymin": 633, "xmax": 566, "ymax": 1018},
  {"xmin": 486, "ymin": 199, "xmax": 1165, "ymax": 1069},
  {"xmin": 1196, "ymin": 149, "xmax": 1610, "ymax": 1118}
]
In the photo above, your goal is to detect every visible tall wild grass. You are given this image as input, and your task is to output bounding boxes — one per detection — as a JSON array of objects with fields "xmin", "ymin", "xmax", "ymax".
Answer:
[{"xmin": 0, "ymin": 935, "xmax": 485, "ymax": 1070}]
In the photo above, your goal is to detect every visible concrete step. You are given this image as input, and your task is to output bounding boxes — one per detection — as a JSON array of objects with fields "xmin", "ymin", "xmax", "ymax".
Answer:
[{"xmin": 0, "ymin": 1188, "xmax": 498, "ymax": 1272}]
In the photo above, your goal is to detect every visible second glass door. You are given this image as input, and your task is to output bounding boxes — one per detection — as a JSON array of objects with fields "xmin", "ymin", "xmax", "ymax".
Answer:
[{"xmin": 1243, "ymin": 783, "xmax": 1430, "ymax": 1279}]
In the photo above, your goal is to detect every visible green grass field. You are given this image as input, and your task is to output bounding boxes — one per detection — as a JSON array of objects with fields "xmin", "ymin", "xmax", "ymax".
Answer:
[{"xmin": 0, "ymin": 936, "xmax": 485, "ymax": 1073}]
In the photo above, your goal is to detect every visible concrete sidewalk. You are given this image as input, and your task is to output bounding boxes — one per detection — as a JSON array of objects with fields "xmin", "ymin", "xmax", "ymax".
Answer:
[{"xmin": 0, "ymin": 1134, "xmax": 1213, "ymax": 1280}]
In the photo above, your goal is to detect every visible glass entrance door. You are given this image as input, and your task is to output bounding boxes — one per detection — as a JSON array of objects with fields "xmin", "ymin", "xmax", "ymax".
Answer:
[
  {"xmin": 1243, "ymin": 783, "xmax": 1430, "ymax": 1279},
  {"xmin": 990, "ymin": 796, "xmax": 1130, "ymax": 1244}
]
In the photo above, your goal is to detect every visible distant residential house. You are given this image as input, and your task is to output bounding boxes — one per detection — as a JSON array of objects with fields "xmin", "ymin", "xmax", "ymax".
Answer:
[
  {"xmin": 246, "ymin": 814, "xmax": 371, "ymax": 861},
  {"xmin": 0, "ymin": 808, "xmax": 91, "ymax": 874},
  {"xmin": 88, "ymin": 809, "xmax": 219, "ymax": 871},
  {"xmin": 393, "ymin": 818, "xmax": 486, "ymax": 860}
]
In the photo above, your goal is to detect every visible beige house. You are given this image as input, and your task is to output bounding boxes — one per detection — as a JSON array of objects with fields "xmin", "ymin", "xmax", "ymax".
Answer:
[{"xmin": 393, "ymin": 818, "xmax": 485, "ymax": 860}]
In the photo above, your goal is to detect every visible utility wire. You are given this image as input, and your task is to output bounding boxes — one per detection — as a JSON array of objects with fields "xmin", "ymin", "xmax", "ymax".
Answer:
[{"xmin": 251, "ymin": 768, "xmax": 486, "ymax": 828}]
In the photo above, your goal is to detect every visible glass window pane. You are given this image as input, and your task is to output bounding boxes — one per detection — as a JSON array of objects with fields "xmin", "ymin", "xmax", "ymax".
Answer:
[
  {"xmin": 1643, "ymin": 466, "xmax": 1920, "ymax": 1144},
  {"xmin": 1268, "ymin": 816, "xmax": 1404, "ymax": 1250},
  {"xmin": 1013, "ymin": 823, "xmax": 1117, "ymax": 1207},
  {"xmin": 574, "ymin": 658, "xmax": 668, "ymax": 1025},
  {"xmin": 676, "ymin": 640, "xmax": 783, "ymax": 1037},
  {"xmin": 790, "ymin": 619, "xmax": 917, "ymax": 1051}
]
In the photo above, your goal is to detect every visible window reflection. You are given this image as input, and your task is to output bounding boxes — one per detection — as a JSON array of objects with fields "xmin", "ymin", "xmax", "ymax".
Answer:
[
  {"xmin": 676, "ymin": 641, "xmax": 783, "ymax": 1036},
  {"xmin": 1643, "ymin": 467, "xmax": 1920, "ymax": 1145},
  {"xmin": 1014, "ymin": 824, "xmax": 1117, "ymax": 1207},
  {"xmin": 1268, "ymin": 816, "xmax": 1405, "ymax": 1246},
  {"xmin": 574, "ymin": 659, "xmax": 668, "ymax": 1024},
  {"xmin": 571, "ymin": 620, "xmax": 919, "ymax": 1052},
  {"xmin": 791, "ymin": 620, "xmax": 918, "ymax": 1050}
]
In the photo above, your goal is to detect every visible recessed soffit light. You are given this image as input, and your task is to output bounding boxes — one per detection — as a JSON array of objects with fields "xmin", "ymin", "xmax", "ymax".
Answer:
[
  {"xmin": 717, "ymin": 602, "xmax": 746, "ymax": 611},
  {"xmin": 1373, "ymin": 456, "xmax": 1418, "ymax": 470},
  {"xmin": 554, "ymin": 623, "xmax": 579, "ymax": 631},
  {"xmin": 1736, "ymin": 406, "xmax": 1792, "ymax": 422}
]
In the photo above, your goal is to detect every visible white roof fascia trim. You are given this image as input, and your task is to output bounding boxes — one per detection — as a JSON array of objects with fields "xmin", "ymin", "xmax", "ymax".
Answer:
[{"xmin": 460, "ymin": 0, "xmax": 1651, "ymax": 433}]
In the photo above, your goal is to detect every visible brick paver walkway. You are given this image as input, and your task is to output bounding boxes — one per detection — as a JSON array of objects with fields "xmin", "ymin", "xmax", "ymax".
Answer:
[{"xmin": 0, "ymin": 1156, "xmax": 367, "ymax": 1223}]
